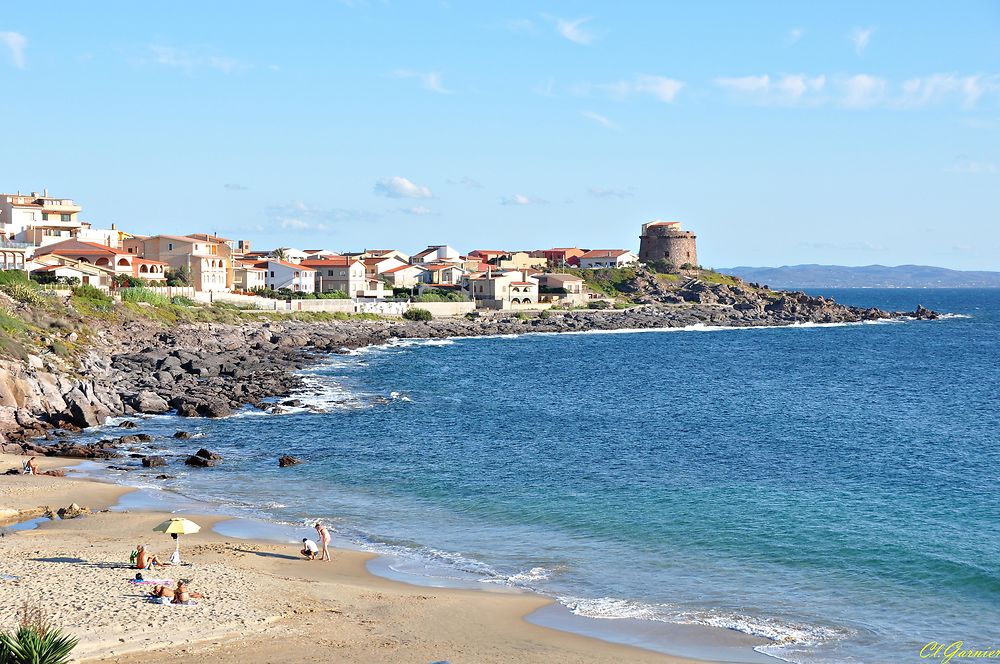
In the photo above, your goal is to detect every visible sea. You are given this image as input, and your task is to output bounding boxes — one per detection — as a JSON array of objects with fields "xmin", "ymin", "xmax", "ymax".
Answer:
[{"xmin": 72, "ymin": 288, "xmax": 1000, "ymax": 663}]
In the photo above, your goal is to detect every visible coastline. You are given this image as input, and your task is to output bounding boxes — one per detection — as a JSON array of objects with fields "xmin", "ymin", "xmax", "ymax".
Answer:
[{"xmin": 0, "ymin": 453, "xmax": 766, "ymax": 663}]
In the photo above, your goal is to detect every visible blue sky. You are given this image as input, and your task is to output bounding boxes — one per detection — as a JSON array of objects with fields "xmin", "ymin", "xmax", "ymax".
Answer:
[{"xmin": 1, "ymin": 1, "xmax": 998, "ymax": 269}]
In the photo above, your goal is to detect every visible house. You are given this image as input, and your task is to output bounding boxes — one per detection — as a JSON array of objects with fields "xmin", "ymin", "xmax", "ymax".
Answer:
[
  {"xmin": 0, "ymin": 190, "xmax": 124, "ymax": 248},
  {"xmin": 578, "ymin": 249, "xmax": 639, "ymax": 269},
  {"xmin": 381, "ymin": 264, "xmax": 426, "ymax": 288},
  {"xmin": 411, "ymin": 245, "xmax": 461, "ymax": 265},
  {"xmin": 468, "ymin": 249, "xmax": 507, "ymax": 263},
  {"xmin": 0, "ymin": 243, "xmax": 30, "ymax": 271},
  {"xmin": 365, "ymin": 248, "xmax": 410, "ymax": 263},
  {"xmin": 362, "ymin": 256, "xmax": 407, "ymax": 278},
  {"xmin": 233, "ymin": 260, "xmax": 267, "ymax": 291},
  {"xmin": 299, "ymin": 257, "xmax": 369, "ymax": 296},
  {"xmin": 125, "ymin": 235, "xmax": 231, "ymax": 291},
  {"xmin": 495, "ymin": 251, "xmax": 547, "ymax": 270},
  {"xmin": 419, "ymin": 263, "xmax": 466, "ymax": 287},
  {"xmin": 532, "ymin": 247, "xmax": 586, "ymax": 268},
  {"xmin": 537, "ymin": 273, "xmax": 588, "ymax": 305},
  {"xmin": 29, "ymin": 258, "xmax": 114, "ymax": 288},
  {"xmin": 33, "ymin": 239, "xmax": 168, "ymax": 282},
  {"xmin": 464, "ymin": 270, "xmax": 539, "ymax": 308},
  {"xmin": 537, "ymin": 273, "xmax": 585, "ymax": 295},
  {"xmin": 255, "ymin": 259, "xmax": 316, "ymax": 293}
]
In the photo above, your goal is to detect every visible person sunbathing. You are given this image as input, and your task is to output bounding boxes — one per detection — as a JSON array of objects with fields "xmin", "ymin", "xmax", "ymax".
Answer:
[
  {"xmin": 151, "ymin": 583, "xmax": 175, "ymax": 600},
  {"xmin": 172, "ymin": 580, "xmax": 205, "ymax": 603},
  {"xmin": 136, "ymin": 544, "xmax": 163, "ymax": 570}
]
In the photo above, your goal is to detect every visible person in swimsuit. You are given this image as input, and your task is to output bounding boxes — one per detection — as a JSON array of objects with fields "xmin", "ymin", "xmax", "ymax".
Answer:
[
  {"xmin": 314, "ymin": 522, "xmax": 331, "ymax": 562},
  {"xmin": 136, "ymin": 544, "xmax": 163, "ymax": 570},
  {"xmin": 23, "ymin": 457, "xmax": 38, "ymax": 475}
]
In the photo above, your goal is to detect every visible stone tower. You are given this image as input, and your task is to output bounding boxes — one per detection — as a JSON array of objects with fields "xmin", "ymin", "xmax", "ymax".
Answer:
[{"xmin": 638, "ymin": 220, "xmax": 698, "ymax": 267}]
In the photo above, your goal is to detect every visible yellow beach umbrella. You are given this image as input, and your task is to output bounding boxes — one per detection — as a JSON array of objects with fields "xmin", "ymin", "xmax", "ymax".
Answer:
[{"xmin": 152, "ymin": 518, "xmax": 201, "ymax": 564}]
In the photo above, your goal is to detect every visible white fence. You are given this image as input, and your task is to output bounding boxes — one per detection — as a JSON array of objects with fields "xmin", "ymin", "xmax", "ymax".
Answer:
[{"xmin": 186, "ymin": 291, "xmax": 475, "ymax": 318}]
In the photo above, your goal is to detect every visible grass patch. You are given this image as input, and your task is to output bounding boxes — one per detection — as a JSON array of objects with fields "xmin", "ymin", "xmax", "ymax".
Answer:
[
  {"xmin": 120, "ymin": 287, "xmax": 171, "ymax": 307},
  {"xmin": 656, "ymin": 273, "xmax": 682, "ymax": 283},
  {"xmin": 558, "ymin": 267, "xmax": 638, "ymax": 298},
  {"xmin": 696, "ymin": 270, "xmax": 739, "ymax": 286}
]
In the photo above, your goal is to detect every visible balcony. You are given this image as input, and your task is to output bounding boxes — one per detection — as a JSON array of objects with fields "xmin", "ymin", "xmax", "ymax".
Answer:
[{"xmin": 0, "ymin": 241, "xmax": 34, "ymax": 249}]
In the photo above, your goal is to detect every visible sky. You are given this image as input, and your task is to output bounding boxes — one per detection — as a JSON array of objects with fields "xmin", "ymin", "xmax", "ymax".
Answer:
[{"xmin": 1, "ymin": 1, "xmax": 998, "ymax": 269}]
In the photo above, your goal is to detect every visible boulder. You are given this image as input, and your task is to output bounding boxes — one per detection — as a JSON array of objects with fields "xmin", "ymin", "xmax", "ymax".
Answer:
[
  {"xmin": 173, "ymin": 431, "xmax": 192, "ymax": 439},
  {"xmin": 195, "ymin": 448, "xmax": 222, "ymax": 460},
  {"xmin": 118, "ymin": 420, "xmax": 139, "ymax": 429},
  {"xmin": 136, "ymin": 434, "xmax": 154, "ymax": 442},
  {"xmin": 278, "ymin": 455, "xmax": 302, "ymax": 467},
  {"xmin": 184, "ymin": 455, "xmax": 219, "ymax": 468},
  {"xmin": 132, "ymin": 391, "xmax": 170, "ymax": 414},
  {"xmin": 56, "ymin": 503, "xmax": 90, "ymax": 519},
  {"xmin": 63, "ymin": 391, "xmax": 105, "ymax": 428},
  {"xmin": 141, "ymin": 456, "xmax": 167, "ymax": 468}
]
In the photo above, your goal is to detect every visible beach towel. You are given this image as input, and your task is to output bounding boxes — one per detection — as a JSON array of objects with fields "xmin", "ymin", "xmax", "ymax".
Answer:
[
  {"xmin": 128, "ymin": 579, "xmax": 173, "ymax": 585},
  {"xmin": 149, "ymin": 597, "xmax": 198, "ymax": 606}
]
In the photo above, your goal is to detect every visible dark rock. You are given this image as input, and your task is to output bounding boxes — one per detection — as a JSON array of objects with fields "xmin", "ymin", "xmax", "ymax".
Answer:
[
  {"xmin": 155, "ymin": 474, "xmax": 174, "ymax": 480},
  {"xmin": 195, "ymin": 448, "xmax": 222, "ymax": 460},
  {"xmin": 184, "ymin": 455, "xmax": 220, "ymax": 467},
  {"xmin": 136, "ymin": 433, "xmax": 154, "ymax": 442},
  {"xmin": 118, "ymin": 420, "xmax": 139, "ymax": 429},
  {"xmin": 142, "ymin": 456, "xmax": 167, "ymax": 468},
  {"xmin": 173, "ymin": 431, "xmax": 192, "ymax": 439},
  {"xmin": 278, "ymin": 455, "xmax": 302, "ymax": 467}
]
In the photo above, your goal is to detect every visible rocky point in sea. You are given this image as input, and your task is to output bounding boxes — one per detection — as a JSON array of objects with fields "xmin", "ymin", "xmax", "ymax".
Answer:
[{"xmin": 0, "ymin": 268, "xmax": 938, "ymax": 458}]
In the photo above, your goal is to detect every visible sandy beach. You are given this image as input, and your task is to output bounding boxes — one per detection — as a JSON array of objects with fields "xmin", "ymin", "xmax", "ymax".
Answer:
[{"xmin": 0, "ymin": 453, "xmax": 743, "ymax": 664}]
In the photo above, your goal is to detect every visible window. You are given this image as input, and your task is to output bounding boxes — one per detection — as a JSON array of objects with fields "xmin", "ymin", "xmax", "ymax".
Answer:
[
  {"xmin": 294, "ymin": 272, "xmax": 300, "ymax": 278},
  {"xmin": 270, "ymin": 271, "xmax": 275, "ymax": 278},
  {"xmin": 327, "ymin": 270, "xmax": 334, "ymax": 276},
  {"xmin": 168, "ymin": 243, "xmax": 174, "ymax": 251},
  {"xmin": 42, "ymin": 213, "xmax": 49, "ymax": 221},
  {"xmin": 339, "ymin": 271, "xmax": 346, "ymax": 276},
  {"xmin": 60, "ymin": 214, "xmax": 71, "ymax": 221}
]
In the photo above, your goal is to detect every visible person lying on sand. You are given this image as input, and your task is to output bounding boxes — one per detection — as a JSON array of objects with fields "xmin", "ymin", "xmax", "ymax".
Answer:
[
  {"xmin": 151, "ymin": 580, "xmax": 204, "ymax": 604},
  {"xmin": 301, "ymin": 538, "xmax": 319, "ymax": 560},
  {"xmin": 136, "ymin": 544, "xmax": 163, "ymax": 570}
]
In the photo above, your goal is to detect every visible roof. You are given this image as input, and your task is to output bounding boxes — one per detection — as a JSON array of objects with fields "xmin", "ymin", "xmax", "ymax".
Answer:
[
  {"xmin": 469, "ymin": 249, "xmax": 507, "ymax": 256},
  {"xmin": 510, "ymin": 281, "xmax": 536, "ymax": 286},
  {"xmin": 255, "ymin": 259, "xmax": 316, "ymax": 272},
  {"xmin": 186, "ymin": 233, "xmax": 232, "ymax": 243},
  {"xmin": 423, "ymin": 263, "xmax": 461, "ymax": 271},
  {"xmin": 132, "ymin": 257, "xmax": 169, "ymax": 266},
  {"xmin": 541, "ymin": 273, "xmax": 584, "ymax": 283},
  {"xmin": 300, "ymin": 257, "xmax": 360, "ymax": 268},
  {"xmin": 236, "ymin": 265, "xmax": 267, "ymax": 272},
  {"xmin": 581, "ymin": 249, "xmax": 631, "ymax": 259},
  {"xmin": 383, "ymin": 264, "xmax": 424, "ymax": 274},
  {"xmin": 34, "ymin": 239, "xmax": 128, "ymax": 257}
]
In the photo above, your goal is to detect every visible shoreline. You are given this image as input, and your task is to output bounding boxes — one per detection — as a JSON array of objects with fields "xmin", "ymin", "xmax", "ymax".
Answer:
[{"xmin": 0, "ymin": 453, "xmax": 767, "ymax": 663}]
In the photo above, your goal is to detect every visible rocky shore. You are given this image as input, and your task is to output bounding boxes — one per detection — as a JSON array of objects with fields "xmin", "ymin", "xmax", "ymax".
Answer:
[{"xmin": 0, "ymin": 280, "xmax": 938, "ymax": 453}]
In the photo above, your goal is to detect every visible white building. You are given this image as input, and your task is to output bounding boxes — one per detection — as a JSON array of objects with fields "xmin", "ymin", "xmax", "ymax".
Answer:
[
  {"xmin": 256, "ymin": 259, "xmax": 316, "ymax": 293},
  {"xmin": 464, "ymin": 270, "xmax": 540, "ymax": 308},
  {"xmin": 578, "ymin": 249, "xmax": 639, "ymax": 269},
  {"xmin": 411, "ymin": 244, "xmax": 462, "ymax": 265}
]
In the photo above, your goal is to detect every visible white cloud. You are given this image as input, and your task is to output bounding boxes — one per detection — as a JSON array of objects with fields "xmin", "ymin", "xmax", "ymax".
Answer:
[
  {"xmin": 392, "ymin": 69, "xmax": 451, "ymax": 94},
  {"xmin": 840, "ymin": 74, "xmax": 886, "ymax": 108},
  {"xmin": 900, "ymin": 74, "xmax": 1000, "ymax": 109},
  {"xmin": 374, "ymin": 176, "xmax": 434, "ymax": 199},
  {"xmin": 501, "ymin": 193, "xmax": 546, "ymax": 206},
  {"xmin": 400, "ymin": 206, "xmax": 434, "ymax": 216},
  {"xmin": 577, "ymin": 74, "xmax": 685, "ymax": 103},
  {"xmin": 446, "ymin": 176, "xmax": 483, "ymax": 189},
  {"xmin": 0, "ymin": 31, "xmax": 26, "ymax": 69},
  {"xmin": 582, "ymin": 111, "xmax": 619, "ymax": 130},
  {"xmin": 947, "ymin": 157, "xmax": 998, "ymax": 174},
  {"xmin": 267, "ymin": 201, "xmax": 380, "ymax": 230},
  {"xmin": 587, "ymin": 186, "xmax": 633, "ymax": 198},
  {"xmin": 149, "ymin": 44, "xmax": 243, "ymax": 73},
  {"xmin": 850, "ymin": 26, "xmax": 875, "ymax": 54},
  {"xmin": 550, "ymin": 16, "xmax": 594, "ymax": 45},
  {"xmin": 715, "ymin": 74, "xmax": 825, "ymax": 105},
  {"xmin": 787, "ymin": 28, "xmax": 804, "ymax": 45},
  {"xmin": 224, "ymin": 183, "xmax": 248, "ymax": 191}
]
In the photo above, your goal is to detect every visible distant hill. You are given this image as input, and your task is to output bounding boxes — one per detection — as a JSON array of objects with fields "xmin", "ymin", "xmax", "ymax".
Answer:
[{"xmin": 719, "ymin": 264, "xmax": 1000, "ymax": 288}]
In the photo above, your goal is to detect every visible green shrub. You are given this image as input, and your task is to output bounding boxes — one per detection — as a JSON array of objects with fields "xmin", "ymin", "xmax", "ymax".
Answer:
[
  {"xmin": 316, "ymin": 290, "xmax": 349, "ymax": 299},
  {"xmin": 119, "ymin": 287, "xmax": 171, "ymax": 307},
  {"xmin": 402, "ymin": 307, "xmax": 432, "ymax": 321},
  {"xmin": 0, "ymin": 281, "xmax": 44, "ymax": 305},
  {"xmin": 112, "ymin": 275, "xmax": 147, "ymax": 288},
  {"xmin": 0, "ymin": 603, "xmax": 79, "ymax": 664},
  {"xmin": 70, "ymin": 284, "xmax": 113, "ymax": 313},
  {"xmin": 515, "ymin": 311, "xmax": 529, "ymax": 320},
  {"xmin": 412, "ymin": 288, "xmax": 465, "ymax": 302},
  {"xmin": 0, "ymin": 270, "xmax": 30, "ymax": 286},
  {"xmin": 538, "ymin": 309, "xmax": 552, "ymax": 319},
  {"xmin": 171, "ymin": 296, "xmax": 195, "ymax": 306},
  {"xmin": 587, "ymin": 300, "xmax": 611, "ymax": 310}
]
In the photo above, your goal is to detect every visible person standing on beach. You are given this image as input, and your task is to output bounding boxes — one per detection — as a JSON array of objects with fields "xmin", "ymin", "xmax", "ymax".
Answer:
[{"xmin": 314, "ymin": 522, "xmax": 331, "ymax": 562}]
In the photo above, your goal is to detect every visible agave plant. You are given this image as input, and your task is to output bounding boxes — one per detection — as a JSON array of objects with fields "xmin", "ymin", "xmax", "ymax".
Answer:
[{"xmin": 0, "ymin": 604, "xmax": 78, "ymax": 664}]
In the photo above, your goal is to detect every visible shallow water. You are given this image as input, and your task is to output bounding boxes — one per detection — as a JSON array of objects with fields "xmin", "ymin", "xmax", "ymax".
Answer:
[{"xmin": 78, "ymin": 289, "xmax": 1000, "ymax": 663}]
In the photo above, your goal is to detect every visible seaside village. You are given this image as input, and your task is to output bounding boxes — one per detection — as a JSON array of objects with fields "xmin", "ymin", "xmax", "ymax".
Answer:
[{"xmin": 0, "ymin": 189, "xmax": 699, "ymax": 315}]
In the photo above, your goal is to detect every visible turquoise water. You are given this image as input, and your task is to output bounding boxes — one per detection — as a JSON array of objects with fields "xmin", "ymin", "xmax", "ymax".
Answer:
[{"xmin": 86, "ymin": 289, "xmax": 999, "ymax": 663}]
